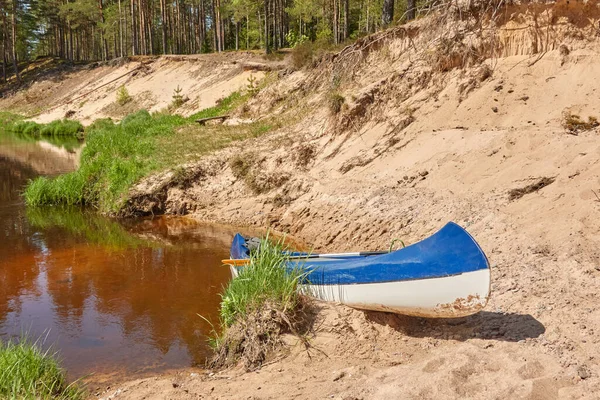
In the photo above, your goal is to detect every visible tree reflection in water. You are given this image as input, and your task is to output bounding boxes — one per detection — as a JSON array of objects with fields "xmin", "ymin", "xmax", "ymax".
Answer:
[{"xmin": 0, "ymin": 138, "xmax": 235, "ymax": 380}]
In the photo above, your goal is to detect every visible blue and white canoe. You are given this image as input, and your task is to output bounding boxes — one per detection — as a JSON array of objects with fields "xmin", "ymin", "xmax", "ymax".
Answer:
[{"xmin": 228, "ymin": 222, "xmax": 490, "ymax": 318}]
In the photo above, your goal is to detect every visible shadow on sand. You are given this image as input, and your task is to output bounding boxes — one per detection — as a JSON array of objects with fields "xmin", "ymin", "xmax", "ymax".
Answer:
[{"xmin": 363, "ymin": 310, "xmax": 545, "ymax": 342}]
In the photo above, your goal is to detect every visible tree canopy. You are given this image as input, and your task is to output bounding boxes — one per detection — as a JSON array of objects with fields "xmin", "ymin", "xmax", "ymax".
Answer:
[{"xmin": 1, "ymin": 0, "xmax": 418, "ymax": 78}]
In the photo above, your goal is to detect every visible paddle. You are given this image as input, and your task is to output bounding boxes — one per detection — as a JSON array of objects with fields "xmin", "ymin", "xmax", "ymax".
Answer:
[{"xmin": 222, "ymin": 251, "xmax": 389, "ymax": 266}]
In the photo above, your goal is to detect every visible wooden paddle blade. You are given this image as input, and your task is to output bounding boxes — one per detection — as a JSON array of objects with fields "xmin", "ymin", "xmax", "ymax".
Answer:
[{"xmin": 222, "ymin": 259, "xmax": 251, "ymax": 266}]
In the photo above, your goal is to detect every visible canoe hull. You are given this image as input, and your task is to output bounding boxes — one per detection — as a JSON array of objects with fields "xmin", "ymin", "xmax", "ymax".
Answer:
[
  {"xmin": 302, "ymin": 268, "xmax": 489, "ymax": 317},
  {"xmin": 228, "ymin": 222, "xmax": 491, "ymax": 318},
  {"xmin": 230, "ymin": 266, "xmax": 489, "ymax": 317}
]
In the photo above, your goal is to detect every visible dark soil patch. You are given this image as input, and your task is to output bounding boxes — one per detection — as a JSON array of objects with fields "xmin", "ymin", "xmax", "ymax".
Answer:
[{"xmin": 508, "ymin": 177, "xmax": 555, "ymax": 201}]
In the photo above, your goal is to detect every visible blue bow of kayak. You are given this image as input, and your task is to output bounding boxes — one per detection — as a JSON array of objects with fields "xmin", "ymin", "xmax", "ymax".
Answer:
[{"xmin": 230, "ymin": 222, "xmax": 489, "ymax": 285}]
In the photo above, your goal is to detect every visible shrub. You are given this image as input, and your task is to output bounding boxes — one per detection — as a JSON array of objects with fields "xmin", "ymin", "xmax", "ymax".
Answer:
[
  {"xmin": 116, "ymin": 85, "xmax": 132, "ymax": 106},
  {"xmin": 285, "ymin": 31, "xmax": 308, "ymax": 48}
]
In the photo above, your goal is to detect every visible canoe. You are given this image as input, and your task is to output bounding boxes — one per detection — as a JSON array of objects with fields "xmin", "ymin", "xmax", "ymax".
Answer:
[{"xmin": 228, "ymin": 222, "xmax": 490, "ymax": 318}]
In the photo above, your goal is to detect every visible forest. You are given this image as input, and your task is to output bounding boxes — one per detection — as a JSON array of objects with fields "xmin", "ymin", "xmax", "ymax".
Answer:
[{"xmin": 0, "ymin": 0, "xmax": 417, "ymax": 81}]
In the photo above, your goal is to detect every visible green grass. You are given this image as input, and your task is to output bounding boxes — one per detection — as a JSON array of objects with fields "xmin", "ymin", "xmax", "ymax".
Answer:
[
  {"xmin": 7, "ymin": 119, "xmax": 84, "ymax": 139},
  {"xmin": 189, "ymin": 91, "xmax": 243, "ymax": 120},
  {"xmin": 24, "ymin": 92, "xmax": 276, "ymax": 213},
  {"xmin": 209, "ymin": 237, "xmax": 309, "ymax": 369},
  {"xmin": 219, "ymin": 237, "xmax": 306, "ymax": 328},
  {"xmin": 0, "ymin": 337, "xmax": 84, "ymax": 400},
  {"xmin": 0, "ymin": 111, "xmax": 25, "ymax": 126}
]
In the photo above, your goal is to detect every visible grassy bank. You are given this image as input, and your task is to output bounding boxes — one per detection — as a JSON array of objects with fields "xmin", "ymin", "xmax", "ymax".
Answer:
[
  {"xmin": 0, "ymin": 337, "xmax": 84, "ymax": 399},
  {"xmin": 211, "ymin": 238, "xmax": 308, "ymax": 370},
  {"xmin": 0, "ymin": 112, "xmax": 84, "ymax": 149},
  {"xmin": 8, "ymin": 119, "xmax": 84, "ymax": 139},
  {"xmin": 0, "ymin": 111, "xmax": 25, "ymax": 125},
  {"xmin": 24, "ymin": 92, "xmax": 274, "ymax": 213}
]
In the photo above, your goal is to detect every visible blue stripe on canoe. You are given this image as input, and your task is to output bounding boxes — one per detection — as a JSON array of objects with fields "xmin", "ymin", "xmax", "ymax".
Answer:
[{"xmin": 229, "ymin": 222, "xmax": 489, "ymax": 285}]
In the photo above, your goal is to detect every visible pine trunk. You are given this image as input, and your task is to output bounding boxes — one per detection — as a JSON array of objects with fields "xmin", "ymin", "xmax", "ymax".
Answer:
[
  {"xmin": 381, "ymin": 0, "xmax": 393, "ymax": 26},
  {"xmin": 10, "ymin": 0, "xmax": 18, "ymax": 82},
  {"xmin": 118, "ymin": 0, "xmax": 123, "ymax": 56},
  {"xmin": 343, "ymin": 0, "xmax": 348, "ymax": 40},
  {"xmin": 407, "ymin": 0, "xmax": 415, "ymax": 21},
  {"xmin": 333, "ymin": 0, "xmax": 338, "ymax": 44}
]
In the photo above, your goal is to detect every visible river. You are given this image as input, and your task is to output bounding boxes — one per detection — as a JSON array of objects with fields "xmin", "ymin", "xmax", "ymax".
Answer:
[{"xmin": 0, "ymin": 133, "xmax": 235, "ymax": 381}]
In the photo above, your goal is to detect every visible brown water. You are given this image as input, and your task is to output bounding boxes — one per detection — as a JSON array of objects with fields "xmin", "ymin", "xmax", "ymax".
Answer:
[{"xmin": 0, "ymin": 134, "xmax": 234, "ymax": 380}]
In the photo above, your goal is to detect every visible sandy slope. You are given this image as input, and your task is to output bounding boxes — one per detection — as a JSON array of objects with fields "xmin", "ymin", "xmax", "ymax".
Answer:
[
  {"xmin": 112, "ymin": 3, "xmax": 600, "ymax": 398},
  {"xmin": 0, "ymin": 53, "xmax": 270, "ymax": 125}
]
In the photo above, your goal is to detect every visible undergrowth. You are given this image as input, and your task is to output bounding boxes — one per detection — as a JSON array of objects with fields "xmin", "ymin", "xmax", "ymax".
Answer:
[
  {"xmin": 0, "ymin": 337, "xmax": 84, "ymax": 399},
  {"xmin": 24, "ymin": 91, "xmax": 276, "ymax": 213},
  {"xmin": 210, "ymin": 238, "xmax": 311, "ymax": 371}
]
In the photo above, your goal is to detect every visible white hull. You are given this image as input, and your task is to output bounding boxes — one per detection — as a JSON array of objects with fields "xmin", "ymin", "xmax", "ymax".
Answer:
[{"xmin": 230, "ymin": 266, "xmax": 490, "ymax": 318}]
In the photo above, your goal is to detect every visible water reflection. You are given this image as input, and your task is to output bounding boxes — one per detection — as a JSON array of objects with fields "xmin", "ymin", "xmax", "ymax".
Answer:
[{"xmin": 0, "ymin": 135, "xmax": 238, "ymax": 380}]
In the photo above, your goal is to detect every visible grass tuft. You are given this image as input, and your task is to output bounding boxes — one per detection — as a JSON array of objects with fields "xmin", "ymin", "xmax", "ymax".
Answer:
[
  {"xmin": 210, "ymin": 237, "xmax": 310, "ymax": 370},
  {"xmin": 0, "ymin": 336, "xmax": 84, "ymax": 399},
  {"xmin": 189, "ymin": 92, "xmax": 243, "ymax": 121},
  {"xmin": 327, "ymin": 92, "xmax": 345, "ymax": 114}
]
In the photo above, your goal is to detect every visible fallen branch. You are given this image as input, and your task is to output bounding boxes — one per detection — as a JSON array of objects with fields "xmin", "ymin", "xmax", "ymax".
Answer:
[{"xmin": 196, "ymin": 115, "xmax": 230, "ymax": 125}]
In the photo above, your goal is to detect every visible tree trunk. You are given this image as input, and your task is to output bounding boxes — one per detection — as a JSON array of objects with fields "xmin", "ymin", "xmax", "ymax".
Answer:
[
  {"xmin": 99, "ymin": 0, "xmax": 109, "ymax": 60},
  {"xmin": 343, "ymin": 0, "xmax": 348, "ymax": 40},
  {"xmin": 211, "ymin": 0, "xmax": 217, "ymax": 51},
  {"xmin": 11, "ymin": 0, "xmax": 19, "ymax": 83},
  {"xmin": 131, "ymin": 0, "xmax": 137, "ymax": 55},
  {"xmin": 333, "ymin": 0, "xmax": 338, "ymax": 44},
  {"xmin": 199, "ymin": 0, "xmax": 205, "ymax": 52},
  {"xmin": 264, "ymin": 0, "xmax": 269, "ymax": 53},
  {"xmin": 381, "ymin": 0, "xmax": 393, "ymax": 26},
  {"xmin": 118, "ymin": 0, "xmax": 124, "ymax": 57},
  {"xmin": 406, "ymin": 0, "xmax": 416, "ymax": 21},
  {"xmin": 1, "ymin": 0, "xmax": 8, "ymax": 83},
  {"xmin": 235, "ymin": 21, "xmax": 239, "ymax": 50}
]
